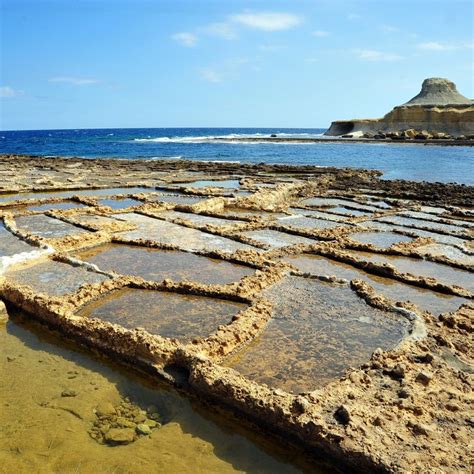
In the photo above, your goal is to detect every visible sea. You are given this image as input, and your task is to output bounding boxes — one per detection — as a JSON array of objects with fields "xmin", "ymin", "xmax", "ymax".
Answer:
[{"xmin": 1, "ymin": 128, "xmax": 473, "ymax": 185}]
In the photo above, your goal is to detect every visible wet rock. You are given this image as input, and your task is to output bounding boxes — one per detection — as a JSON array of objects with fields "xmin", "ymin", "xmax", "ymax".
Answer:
[
  {"xmin": 61, "ymin": 389, "xmax": 78, "ymax": 397},
  {"xmin": 0, "ymin": 301, "xmax": 8, "ymax": 322},
  {"xmin": 136, "ymin": 423, "xmax": 152, "ymax": 435},
  {"xmin": 416, "ymin": 371, "xmax": 433, "ymax": 386},
  {"xmin": 104, "ymin": 428, "xmax": 136, "ymax": 445},
  {"xmin": 95, "ymin": 401, "xmax": 116, "ymax": 417},
  {"xmin": 133, "ymin": 412, "xmax": 147, "ymax": 424},
  {"xmin": 334, "ymin": 405, "xmax": 351, "ymax": 425},
  {"xmin": 144, "ymin": 419, "xmax": 159, "ymax": 428}
]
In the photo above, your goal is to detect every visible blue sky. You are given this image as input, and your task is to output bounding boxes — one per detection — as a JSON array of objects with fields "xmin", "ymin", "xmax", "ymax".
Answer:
[{"xmin": 1, "ymin": 0, "xmax": 472, "ymax": 130}]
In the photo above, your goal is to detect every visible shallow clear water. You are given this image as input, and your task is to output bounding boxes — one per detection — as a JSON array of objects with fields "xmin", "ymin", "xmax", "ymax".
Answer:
[
  {"xmin": 7, "ymin": 259, "xmax": 108, "ymax": 296},
  {"xmin": 416, "ymin": 243, "xmax": 474, "ymax": 266},
  {"xmin": 348, "ymin": 231, "xmax": 413, "ymax": 248},
  {"xmin": 226, "ymin": 276, "xmax": 408, "ymax": 392},
  {"xmin": 0, "ymin": 187, "xmax": 152, "ymax": 204},
  {"xmin": 74, "ymin": 244, "xmax": 254, "ymax": 284},
  {"xmin": 116, "ymin": 213, "xmax": 255, "ymax": 253},
  {"xmin": 241, "ymin": 229, "xmax": 316, "ymax": 248},
  {"xmin": 15, "ymin": 214, "xmax": 89, "ymax": 238},
  {"xmin": 159, "ymin": 211, "xmax": 245, "ymax": 228},
  {"xmin": 378, "ymin": 215, "xmax": 469, "ymax": 235},
  {"xmin": 78, "ymin": 288, "xmax": 246, "ymax": 342},
  {"xmin": 180, "ymin": 180, "xmax": 241, "ymax": 189},
  {"xmin": 1, "ymin": 128, "xmax": 472, "ymax": 184},
  {"xmin": 98, "ymin": 198, "xmax": 143, "ymax": 209},
  {"xmin": 350, "ymin": 251, "xmax": 474, "ymax": 292},
  {"xmin": 289, "ymin": 208, "xmax": 347, "ymax": 222},
  {"xmin": 277, "ymin": 215, "xmax": 343, "ymax": 230},
  {"xmin": 19, "ymin": 201, "xmax": 87, "ymax": 212},
  {"xmin": 151, "ymin": 194, "xmax": 206, "ymax": 205},
  {"xmin": 283, "ymin": 253, "xmax": 466, "ymax": 316},
  {"xmin": 0, "ymin": 313, "xmax": 314, "ymax": 473},
  {"xmin": 0, "ymin": 223, "xmax": 36, "ymax": 257}
]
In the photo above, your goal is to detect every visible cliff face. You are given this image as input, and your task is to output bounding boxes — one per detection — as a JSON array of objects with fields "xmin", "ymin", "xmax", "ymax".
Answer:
[{"xmin": 326, "ymin": 78, "xmax": 474, "ymax": 137}]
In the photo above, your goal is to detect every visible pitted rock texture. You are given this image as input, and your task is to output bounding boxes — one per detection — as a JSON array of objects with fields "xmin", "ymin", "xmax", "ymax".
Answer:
[{"xmin": 0, "ymin": 155, "xmax": 472, "ymax": 473}]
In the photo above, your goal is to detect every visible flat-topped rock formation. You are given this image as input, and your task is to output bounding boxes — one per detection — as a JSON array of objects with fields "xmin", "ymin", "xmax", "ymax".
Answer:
[{"xmin": 326, "ymin": 78, "xmax": 474, "ymax": 138}]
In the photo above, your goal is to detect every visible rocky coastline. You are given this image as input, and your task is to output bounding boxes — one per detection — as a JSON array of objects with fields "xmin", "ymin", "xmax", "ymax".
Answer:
[{"xmin": 325, "ymin": 78, "xmax": 474, "ymax": 140}]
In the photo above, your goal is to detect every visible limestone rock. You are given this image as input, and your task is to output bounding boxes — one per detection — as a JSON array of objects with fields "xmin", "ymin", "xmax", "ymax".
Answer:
[
  {"xmin": 104, "ymin": 428, "xmax": 136, "ymax": 445},
  {"xmin": 325, "ymin": 78, "xmax": 474, "ymax": 137}
]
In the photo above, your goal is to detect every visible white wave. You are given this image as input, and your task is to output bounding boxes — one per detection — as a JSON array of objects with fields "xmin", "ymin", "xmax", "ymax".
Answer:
[
  {"xmin": 200, "ymin": 160, "xmax": 241, "ymax": 164},
  {"xmin": 148, "ymin": 156, "xmax": 183, "ymax": 160},
  {"xmin": 132, "ymin": 131, "xmax": 328, "ymax": 144}
]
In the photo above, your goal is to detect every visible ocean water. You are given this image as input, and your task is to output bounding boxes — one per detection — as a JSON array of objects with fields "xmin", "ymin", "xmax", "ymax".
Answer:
[{"xmin": 0, "ymin": 128, "xmax": 473, "ymax": 184}]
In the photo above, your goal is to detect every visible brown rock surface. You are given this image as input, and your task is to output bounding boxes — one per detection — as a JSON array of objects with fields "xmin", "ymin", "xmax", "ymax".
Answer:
[{"xmin": 326, "ymin": 78, "xmax": 474, "ymax": 137}]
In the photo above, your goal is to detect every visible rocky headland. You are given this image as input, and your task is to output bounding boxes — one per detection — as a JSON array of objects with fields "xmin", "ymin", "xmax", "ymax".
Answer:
[{"xmin": 325, "ymin": 78, "xmax": 474, "ymax": 140}]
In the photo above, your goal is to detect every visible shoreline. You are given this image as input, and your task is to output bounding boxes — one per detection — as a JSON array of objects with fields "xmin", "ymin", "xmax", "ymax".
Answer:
[{"xmin": 210, "ymin": 136, "xmax": 474, "ymax": 146}]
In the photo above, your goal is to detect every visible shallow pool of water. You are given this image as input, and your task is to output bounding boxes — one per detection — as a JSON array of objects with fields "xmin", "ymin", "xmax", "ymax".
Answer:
[
  {"xmin": 329, "ymin": 207, "xmax": 371, "ymax": 217},
  {"xmin": 416, "ymin": 243, "xmax": 474, "ymax": 266},
  {"xmin": 351, "ymin": 251, "xmax": 474, "ymax": 292},
  {"xmin": 378, "ymin": 215, "xmax": 468, "ymax": 235},
  {"xmin": 78, "ymin": 288, "xmax": 246, "ymax": 342},
  {"xmin": 116, "ymin": 213, "xmax": 255, "ymax": 253},
  {"xmin": 6, "ymin": 259, "xmax": 108, "ymax": 296},
  {"xmin": 182, "ymin": 180, "xmax": 241, "ymax": 189},
  {"xmin": 0, "ymin": 223, "xmax": 36, "ymax": 257},
  {"xmin": 226, "ymin": 276, "xmax": 408, "ymax": 392},
  {"xmin": 277, "ymin": 215, "xmax": 342, "ymax": 230},
  {"xmin": 74, "ymin": 244, "xmax": 254, "ymax": 284},
  {"xmin": 159, "ymin": 211, "xmax": 245, "ymax": 228},
  {"xmin": 360, "ymin": 221, "xmax": 470, "ymax": 248},
  {"xmin": 283, "ymin": 253, "xmax": 466, "ymax": 316},
  {"xmin": 15, "ymin": 215, "xmax": 89, "ymax": 239},
  {"xmin": 0, "ymin": 187, "xmax": 152, "ymax": 204},
  {"xmin": 289, "ymin": 208, "xmax": 348, "ymax": 222},
  {"xmin": 0, "ymin": 312, "xmax": 313, "ymax": 473},
  {"xmin": 98, "ymin": 198, "xmax": 143, "ymax": 209},
  {"xmin": 241, "ymin": 229, "xmax": 316, "ymax": 248},
  {"xmin": 8, "ymin": 201, "xmax": 88, "ymax": 213},
  {"xmin": 348, "ymin": 231, "xmax": 412, "ymax": 249},
  {"xmin": 151, "ymin": 194, "xmax": 207, "ymax": 205}
]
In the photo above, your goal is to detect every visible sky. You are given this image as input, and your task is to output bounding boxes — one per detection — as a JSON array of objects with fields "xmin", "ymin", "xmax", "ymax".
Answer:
[{"xmin": 1, "ymin": 0, "xmax": 473, "ymax": 130}]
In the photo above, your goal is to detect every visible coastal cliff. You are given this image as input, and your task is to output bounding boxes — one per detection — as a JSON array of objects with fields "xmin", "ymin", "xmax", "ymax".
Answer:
[{"xmin": 326, "ymin": 78, "xmax": 474, "ymax": 138}]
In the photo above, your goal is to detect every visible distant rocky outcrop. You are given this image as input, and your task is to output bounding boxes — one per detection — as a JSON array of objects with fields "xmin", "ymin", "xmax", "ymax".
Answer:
[{"xmin": 325, "ymin": 78, "xmax": 474, "ymax": 138}]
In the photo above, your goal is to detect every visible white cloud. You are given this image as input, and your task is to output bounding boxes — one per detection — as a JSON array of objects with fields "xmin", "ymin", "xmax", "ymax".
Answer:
[
  {"xmin": 199, "ymin": 68, "xmax": 222, "ymax": 83},
  {"xmin": 312, "ymin": 30, "xmax": 329, "ymax": 37},
  {"xmin": 171, "ymin": 32, "xmax": 198, "ymax": 47},
  {"xmin": 230, "ymin": 11, "xmax": 302, "ymax": 31},
  {"xmin": 417, "ymin": 41, "xmax": 473, "ymax": 51},
  {"xmin": 202, "ymin": 22, "xmax": 237, "ymax": 40},
  {"xmin": 347, "ymin": 13, "xmax": 361, "ymax": 20},
  {"xmin": 355, "ymin": 49, "xmax": 403, "ymax": 61},
  {"xmin": 258, "ymin": 44, "xmax": 287, "ymax": 52},
  {"xmin": 198, "ymin": 57, "xmax": 254, "ymax": 83},
  {"xmin": 0, "ymin": 86, "xmax": 23, "ymax": 98},
  {"xmin": 417, "ymin": 41, "xmax": 454, "ymax": 51},
  {"xmin": 49, "ymin": 76, "xmax": 100, "ymax": 85},
  {"xmin": 380, "ymin": 24, "xmax": 399, "ymax": 33}
]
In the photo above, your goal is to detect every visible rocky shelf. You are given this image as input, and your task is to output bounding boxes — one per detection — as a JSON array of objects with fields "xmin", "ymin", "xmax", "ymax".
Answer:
[{"xmin": 0, "ymin": 155, "xmax": 472, "ymax": 473}]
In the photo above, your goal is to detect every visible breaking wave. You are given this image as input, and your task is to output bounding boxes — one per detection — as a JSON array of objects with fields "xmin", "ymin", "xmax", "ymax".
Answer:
[{"xmin": 132, "ymin": 132, "xmax": 326, "ymax": 144}]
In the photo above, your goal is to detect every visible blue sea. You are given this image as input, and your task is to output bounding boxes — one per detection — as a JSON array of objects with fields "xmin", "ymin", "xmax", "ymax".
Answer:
[{"xmin": 1, "ymin": 128, "xmax": 473, "ymax": 184}]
